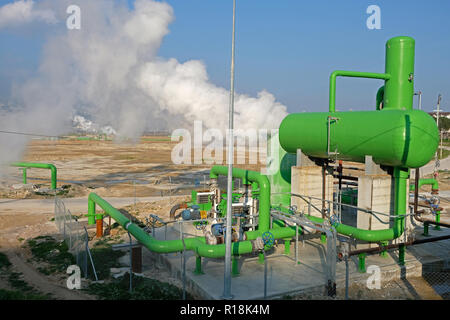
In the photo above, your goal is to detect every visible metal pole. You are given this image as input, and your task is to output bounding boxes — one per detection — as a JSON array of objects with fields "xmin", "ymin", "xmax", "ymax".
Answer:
[
  {"xmin": 435, "ymin": 94, "xmax": 442, "ymax": 173},
  {"xmin": 223, "ymin": 0, "xmax": 236, "ymax": 300},
  {"xmin": 295, "ymin": 224, "xmax": 298, "ymax": 265},
  {"xmin": 128, "ymin": 232, "xmax": 132, "ymax": 293},
  {"xmin": 263, "ymin": 249, "xmax": 267, "ymax": 299},
  {"xmin": 345, "ymin": 256, "xmax": 349, "ymax": 300}
]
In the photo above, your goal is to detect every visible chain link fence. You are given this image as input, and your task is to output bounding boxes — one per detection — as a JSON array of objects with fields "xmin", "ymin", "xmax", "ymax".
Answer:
[{"xmin": 54, "ymin": 197, "xmax": 88, "ymax": 277}]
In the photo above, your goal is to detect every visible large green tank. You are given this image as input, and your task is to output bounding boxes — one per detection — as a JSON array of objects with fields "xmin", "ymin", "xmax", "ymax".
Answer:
[
  {"xmin": 279, "ymin": 109, "xmax": 438, "ymax": 168},
  {"xmin": 279, "ymin": 36, "xmax": 439, "ymax": 169}
]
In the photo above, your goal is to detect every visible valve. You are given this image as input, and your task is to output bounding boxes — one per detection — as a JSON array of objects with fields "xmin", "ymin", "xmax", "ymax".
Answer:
[
  {"xmin": 261, "ymin": 231, "xmax": 274, "ymax": 247},
  {"xmin": 329, "ymin": 214, "xmax": 339, "ymax": 226}
]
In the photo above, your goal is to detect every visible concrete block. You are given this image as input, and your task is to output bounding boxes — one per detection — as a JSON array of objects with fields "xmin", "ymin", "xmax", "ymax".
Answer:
[{"xmin": 291, "ymin": 166, "xmax": 334, "ymax": 219}]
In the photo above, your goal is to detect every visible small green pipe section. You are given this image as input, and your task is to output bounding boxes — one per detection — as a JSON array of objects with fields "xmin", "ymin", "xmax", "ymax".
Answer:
[
  {"xmin": 11, "ymin": 162, "xmax": 57, "ymax": 189},
  {"xmin": 358, "ymin": 253, "xmax": 367, "ymax": 273},
  {"xmin": 22, "ymin": 168, "xmax": 27, "ymax": 184},
  {"xmin": 409, "ymin": 178, "xmax": 439, "ymax": 192},
  {"xmin": 329, "ymin": 70, "xmax": 391, "ymax": 112},
  {"xmin": 376, "ymin": 86, "xmax": 384, "ymax": 110}
]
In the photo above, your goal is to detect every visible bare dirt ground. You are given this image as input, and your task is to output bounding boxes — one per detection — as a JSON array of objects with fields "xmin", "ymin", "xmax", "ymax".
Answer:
[
  {"xmin": 0, "ymin": 136, "xmax": 262, "ymax": 299},
  {"xmin": 0, "ymin": 137, "xmax": 448, "ymax": 300}
]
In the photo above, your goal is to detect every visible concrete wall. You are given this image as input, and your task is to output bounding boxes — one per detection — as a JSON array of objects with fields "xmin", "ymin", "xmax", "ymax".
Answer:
[
  {"xmin": 356, "ymin": 174, "xmax": 411, "ymax": 247},
  {"xmin": 291, "ymin": 166, "xmax": 334, "ymax": 218}
]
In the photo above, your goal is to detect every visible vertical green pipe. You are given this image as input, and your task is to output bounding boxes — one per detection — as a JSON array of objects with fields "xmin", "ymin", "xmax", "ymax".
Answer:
[
  {"xmin": 284, "ymin": 240, "xmax": 290, "ymax": 255},
  {"xmin": 258, "ymin": 252, "xmax": 264, "ymax": 264},
  {"xmin": 434, "ymin": 212, "xmax": 441, "ymax": 231},
  {"xmin": 423, "ymin": 222, "xmax": 429, "ymax": 236},
  {"xmin": 380, "ymin": 241, "xmax": 388, "ymax": 258},
  {"xmin": 232, "ymin": 257, "xmax": 239, "ymax": 276},
  {"xmin": 22, "ymin": 168, "xmax": 27, "ymax": 184},
  {"xmin": 384, "ymin": 36, "xmax": 415, "ymax": 111},
  {"xmin": 194, "ymin": 256, "xmax": 204, "ymax": 275},
  {"xmin": 393, "ymin": 167, "xmax": 409, "ymax": 239},
  {"xmin": 88, "ymin": 197, "xmax": 96, "ymax": 225},
  {"xmin": 358, "ymin": 253, "xmax": 366, "ymax": 273}
]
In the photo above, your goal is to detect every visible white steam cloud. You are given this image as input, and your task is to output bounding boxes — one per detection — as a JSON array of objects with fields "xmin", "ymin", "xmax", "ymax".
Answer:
[
  {"xmin": 0, "ymin": 0, "xmax": 288, "ymax": 170},
  {"xmin": 0, "ymin": 0, "xmax": 57, "ymax": 29}
]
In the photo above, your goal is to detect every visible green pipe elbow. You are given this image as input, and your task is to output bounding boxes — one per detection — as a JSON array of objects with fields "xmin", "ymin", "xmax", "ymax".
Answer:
[
  {"xmin": 10, "ymin": 162, "xmax": 57, "ymax": 189},
  {"xmin": 410, "ymin": 178, "xmax": 439, "ymax": 193}
]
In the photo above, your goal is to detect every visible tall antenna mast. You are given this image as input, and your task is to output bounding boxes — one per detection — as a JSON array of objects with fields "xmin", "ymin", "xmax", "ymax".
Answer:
[{"xmin": 222, "ymin": 0, "xmax": 236, "ymax": 300}]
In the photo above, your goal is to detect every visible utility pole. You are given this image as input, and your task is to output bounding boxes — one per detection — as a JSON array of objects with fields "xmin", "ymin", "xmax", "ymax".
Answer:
[
  {"xmin": 434, "ymin": 94, "xmax": 442, "ymax": 177},
  {"xmin": 414, "ymin": 91, "xmax": 422, "ymax": 110},
  {"xmin": 222, "ymin": 0, "xmax": 236, "ymax": 300}
]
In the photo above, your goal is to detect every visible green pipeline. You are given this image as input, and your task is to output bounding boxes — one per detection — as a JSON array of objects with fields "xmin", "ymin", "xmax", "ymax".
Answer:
[
  {"xmin": 10, "ymin": 162, "xmax": 57, "ymax": 189},
  {"xmin": 209, "ymin": 165, "xmax": 271, "ymax": 233},
  {"xmin": 410, "ymin": 178, "xmax": 439, "ymax": 192},
  {"xmin": 87, "ymin": 192, "xmax": 294, "ymax": 258}
]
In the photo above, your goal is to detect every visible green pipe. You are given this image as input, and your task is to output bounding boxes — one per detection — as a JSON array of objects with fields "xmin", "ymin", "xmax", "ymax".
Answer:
[
  {"xmin": 329, "ymin": 70, "xmax": 391, "ymax": 112},
  {"xmin": 409, "ymin": 178, "xmax": 439, "ymax": 192},
  {"xmin": 11, "ymin": 162, "xmax": 57, "ymax": 189},
  {"xmin": 435, "ymin": 212, "xmax": 441, "ymax": 231},
  {"xmin": 232, "ymin": 257, "xmax": 239, "ymax": 276},
  {"xmin": 88, "ymin": 192, "xmax": 263, "ymax": 258},
  {"xmin": 194, "ymin": 256, "xmax": 204, "ymax": 275},
  {"xmin": 358, "ymin": 253, "xmax": 367, "ymax": 273},
  {"xmin": 423, "ymin": 222, "xmax": 429, "ymax": 236},
  {"xmin": 22, "ymin": 168, "xmax": 27, "ymax": 185},
  {"xmin": 210, "ymin": 165, "xmax": 271, "ymax": 232},
  {"xmin": 376, "ymin": 86, "xmax": 385, "ymax": 110},
  {"xmin": 384, "ymin": 36, "xmax": 415, "ymax": 111}
]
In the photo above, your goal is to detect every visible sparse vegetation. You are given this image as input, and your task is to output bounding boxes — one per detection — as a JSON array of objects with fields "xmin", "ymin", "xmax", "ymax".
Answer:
[
  {"xmin": 0, "ymin": 251, "xmax": 51, "ymax": 300},
  {"xmin": 85, "ymin": 272, "xmax": 188, "ymax": 300},
  {"xmin": 26, "ymin": 236, "xmax": 75, "ymax": 275}
]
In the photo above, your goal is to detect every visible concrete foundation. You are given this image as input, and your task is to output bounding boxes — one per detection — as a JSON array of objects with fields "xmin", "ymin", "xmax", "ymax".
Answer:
[{"xmin": 141, "ymin": 221, "xmax": 450, "ymax": 300}]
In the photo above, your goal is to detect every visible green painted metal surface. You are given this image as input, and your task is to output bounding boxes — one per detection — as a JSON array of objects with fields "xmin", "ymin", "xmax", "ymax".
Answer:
[
  {"xmin": 384, "ymin": 36, "xmax": 415, "ymax": 111},
  {"xmin": 279, "ymin": 109, "xmax": 438, "ymax": 168},
  {"xmin": 267, "ymin": 133, "xmax": 296, "ymax": 208}
]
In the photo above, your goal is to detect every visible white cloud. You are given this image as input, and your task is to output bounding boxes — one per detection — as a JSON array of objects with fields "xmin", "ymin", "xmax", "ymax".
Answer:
[{"xmin": 0, "ymin": 0, "xmax": 57, "ymax": 29}]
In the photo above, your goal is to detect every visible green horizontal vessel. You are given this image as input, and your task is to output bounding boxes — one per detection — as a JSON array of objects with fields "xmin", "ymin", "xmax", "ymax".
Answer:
[{"xmin": 279, "ymin": 109, "xmax": 438, "ymax": 168}]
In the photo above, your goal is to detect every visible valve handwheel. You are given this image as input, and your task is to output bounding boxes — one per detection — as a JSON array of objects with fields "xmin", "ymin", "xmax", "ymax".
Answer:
[
  {"xmin": 261, "ymin": 231, "xmax": 274, "ymax": 247},
  {"xmin": 195, "ymin": 220, "xmax": 207, "ymax": 230}
]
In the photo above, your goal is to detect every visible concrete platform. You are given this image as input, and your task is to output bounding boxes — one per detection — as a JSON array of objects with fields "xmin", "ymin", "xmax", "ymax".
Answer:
[{"xmin": 139, "ymin": 220, "xmax": 450, "ymax": 300}]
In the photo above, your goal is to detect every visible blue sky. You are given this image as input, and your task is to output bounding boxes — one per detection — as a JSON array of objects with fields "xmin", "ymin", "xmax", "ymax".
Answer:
[{"xmin": 0, "ymin": 0, "xmax": 449, "ymax": 113}]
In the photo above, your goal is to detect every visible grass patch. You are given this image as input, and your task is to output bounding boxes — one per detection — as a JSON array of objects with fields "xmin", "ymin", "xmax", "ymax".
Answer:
[
  {"xmin": 85, "ymin": 273, "xmax": 188, "ymax": 300},
  {"xmin": 0, "ymin": 288, "xmax": 50, "ymax": 300},
  {"xmin": 0, "ymin": 252, "xmax": 11, "ymax": 269},
  {"xmin": 26, "ymin": 236, "xmax": 75, "ymax": 274},
  {"xmin": 88, "ymin": 245, "xmax": 126, "ymax": 280}
]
